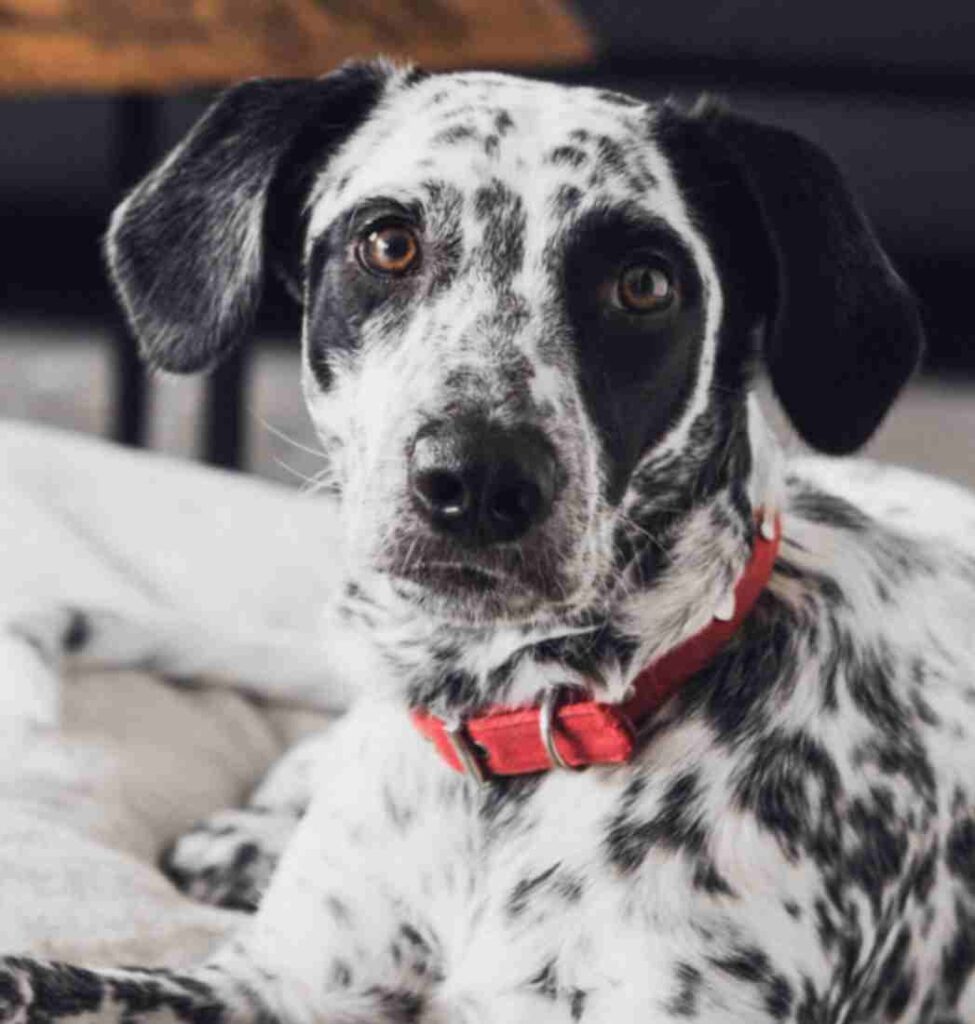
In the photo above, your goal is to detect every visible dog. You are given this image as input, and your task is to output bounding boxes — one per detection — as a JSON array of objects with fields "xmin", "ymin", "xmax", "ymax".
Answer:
[{"xmin": 3, "ymin": 60, "xmax": 975, "ymax": 1024}]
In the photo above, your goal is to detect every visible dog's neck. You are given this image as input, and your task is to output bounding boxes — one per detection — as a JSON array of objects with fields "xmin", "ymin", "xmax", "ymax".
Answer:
[{"xmin": 340, "ymin": 398, "xmax": 782, "ymax": 718}]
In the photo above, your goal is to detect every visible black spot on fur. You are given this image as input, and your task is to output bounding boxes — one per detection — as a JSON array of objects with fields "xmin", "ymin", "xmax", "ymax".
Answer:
[
  {"xmin": 324, "ymin": 894, "xmax": 353, "ymax": 925},
  {"xmin": 479, "ymin": 774, "xmax": 543, "ymax": 826},
  {"xmin": 526, "ymin": 961, "xmax": 586, "ymax": 1019},
  {"xmin": 606, "ymin": 771, "xmax": 711, "ymax": 874},
  {"xmin": 505, "ymin": 865, "xmax": 583, "ymax": 916},
  {"xmin": 595, "ymin": 135, "xmax": 628, "ymax": 179},
  {"xmin": 911, "ymin": 843, "xmax": 939, "ymax": 904},
  {"xmin": 765, "ymin": 974, "xmax": 795, "ymax": 1020},
  {"xmin": 329, "ymin": 959, "xmax": 353, "ymax": 988},
  {"xmin": 941, "ymin": 902, "xmax": 975, "ymax": 1008},
  {"xmin": 667, "ymin": 962, "xmax": 704, "ymax": 1017},
  {"xmin": 507, "ymin": 864, "xmax": 559, "ymax": 917},
  {"xmin": 792, "ymin": 486, "xmax": 871, "ymax": 532},
  {"xmin": 947, "ymin": 816, "xmax": 975, "ymax": 892},
  {"xmin": 433, "ymin": 124, "xmax": 478, "ymax": 146},
  {"xmin": 494, "ymin": 110, "xmax": 515, "ymax": 135},
  {"xmin": 862, "ymin": 925, "xmax": 914, "ymax": 1020},
  {"xmin": 681, "ymin": 604, "xmax": 795, "ymax": 742},
  {"xmin": 735, "ymin": 728, "xmax": 841, "ymax": 862},
  {"xmin": 710, "ymin": 947, "xmax": 793, "ymax": 1021},
  {"xmin": 548, "ymin": 145, "xmax": 587, "ymax": 168},
  {"xmin": 473, "ymin": 179, "xmax": 526, "ymax": 288},
  {"xmin": 552, "ymin": 183, "xmax": 583, "ymax": 214},
  {"xmin": 845, "ymin": 791, "xmax": 910, "ymax": 917},
  {"xmin": 383, "ymin": 783, "xmax": 417, "ymax": 832},
  {"xmin": 528, "ymin": 959, "xmax": 558, "ymax": 999},
  {"xmin": 365, "ymin": 985, "xmax": 424, "ymax": 1023},
  {"xmin": 692, "ymin": 859, "xmax": 736, "ymax": 896},
  {"xmin": 407, "ymin": 668, "xmax": 482, "ymax": 712}
]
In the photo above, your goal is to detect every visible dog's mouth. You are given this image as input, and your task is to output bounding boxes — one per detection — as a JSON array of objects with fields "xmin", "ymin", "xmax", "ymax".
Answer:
[
  {"xmin": 399, "ymin": 560, "xmax": 502, "ymax": 593},
  {"xmin": 379, "ymin": 535, "xmax": 573, "ymax": 623}
]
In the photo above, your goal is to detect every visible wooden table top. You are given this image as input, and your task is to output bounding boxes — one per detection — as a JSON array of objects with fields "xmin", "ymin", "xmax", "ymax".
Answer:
[{"xmin": 0, "ymin": 0, "xmax": 593, "ymax": 93}]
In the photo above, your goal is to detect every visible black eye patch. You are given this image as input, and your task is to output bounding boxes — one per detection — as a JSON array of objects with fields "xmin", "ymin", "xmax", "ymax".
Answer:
[
  {"xmin": 305, "ymin": 201, "xmax": 423, "ymax": 388},
  {"xmin": 559, "ymin": 207, "xmax": 706, "ymax": 504},
  {"xmin": 304, "ymin": 190, "xmax": 466, "ymax": 389}
]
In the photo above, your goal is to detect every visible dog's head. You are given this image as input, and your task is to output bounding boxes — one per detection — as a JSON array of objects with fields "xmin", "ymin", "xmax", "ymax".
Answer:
[{"xmin": 107, "ymin": 63, "xmax": 922, "ymax": 628}]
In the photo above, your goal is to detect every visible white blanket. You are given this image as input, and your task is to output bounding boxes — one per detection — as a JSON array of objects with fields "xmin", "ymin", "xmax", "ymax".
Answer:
[{"xmin": 0, "ymin": 420, "xmax": 344, "ymax": 966}]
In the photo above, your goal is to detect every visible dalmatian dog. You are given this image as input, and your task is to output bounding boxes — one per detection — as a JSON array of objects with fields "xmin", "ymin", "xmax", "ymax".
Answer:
[{"xmin": 3, "ymin": 59, "xmax": 975, "ymax": 1024}]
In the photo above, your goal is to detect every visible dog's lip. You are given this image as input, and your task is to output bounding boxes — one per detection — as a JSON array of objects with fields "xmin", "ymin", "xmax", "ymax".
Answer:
[{"xmin": 396, "ymin": 560, "xmax": 503, "ymax": 590}]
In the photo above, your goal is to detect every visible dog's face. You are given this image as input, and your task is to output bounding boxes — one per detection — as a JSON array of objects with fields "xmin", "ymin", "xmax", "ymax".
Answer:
[
  {"xmin": 106, "ymin": 63, "xmax": 922, "ymax": 628},
  {"xmin": 299, "ymin": 74, "xmax": 723, "ymax": 622}
]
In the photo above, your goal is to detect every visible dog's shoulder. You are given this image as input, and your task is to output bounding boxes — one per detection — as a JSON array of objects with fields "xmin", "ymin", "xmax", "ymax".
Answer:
[{"xmin": 792, "ymin": 455, "xmax": 975, "ymax": 555}]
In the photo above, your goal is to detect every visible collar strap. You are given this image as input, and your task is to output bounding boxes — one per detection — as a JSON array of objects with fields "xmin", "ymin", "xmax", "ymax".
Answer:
[{"xmin": 412, "ymin": 511, "xmax": 781, "ymax": 783}]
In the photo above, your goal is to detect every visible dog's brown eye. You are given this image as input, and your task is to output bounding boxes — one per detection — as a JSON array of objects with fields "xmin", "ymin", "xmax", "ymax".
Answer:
[
  {"xmin": 616, "ymin": 262, "xmax": 674, "ymax": 313},
  {"xmin": 357, "ymin": 222, "xmax": 420, "ymax": 276}
]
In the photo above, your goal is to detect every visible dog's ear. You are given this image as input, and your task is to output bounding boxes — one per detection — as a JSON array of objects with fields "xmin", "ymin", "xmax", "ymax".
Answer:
[
  {"xmin": 105, "ymin": 62, "xmax": 406, "ymax": 373},
  {"xmin": 670, "ymin": 101, "xmax": 924, "ymax": 454}
]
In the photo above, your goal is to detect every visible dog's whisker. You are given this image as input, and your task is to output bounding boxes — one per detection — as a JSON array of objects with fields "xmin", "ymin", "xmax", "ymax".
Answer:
[
  {"xmin": 272, "ymin": 457, "xmax": 326, "ymax": 488},
  {"xmin": 257, "ymin": 416, "xmax": 330, "ymax": 462}
]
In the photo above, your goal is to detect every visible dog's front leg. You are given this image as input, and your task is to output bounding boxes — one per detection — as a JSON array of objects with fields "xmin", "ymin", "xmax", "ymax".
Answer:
[
  {"xmin": 0, "ymin": 957, "xmax": 270, "ymax": 1024},
  {"xmin": 0, "ymin": 933, "xmax": 427, "ymax": 1024}
]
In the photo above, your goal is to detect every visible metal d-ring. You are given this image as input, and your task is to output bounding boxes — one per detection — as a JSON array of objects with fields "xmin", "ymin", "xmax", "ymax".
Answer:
[
  {"xmin": 444, "ymin": 720, "xmax": 489, "ymax": 786},
  {"xmin": 539, "ymin": 686, "xmax": 583, "ymax": 771}
]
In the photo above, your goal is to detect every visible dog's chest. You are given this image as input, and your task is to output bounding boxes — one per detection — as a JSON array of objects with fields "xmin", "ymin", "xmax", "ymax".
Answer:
[
  {"xmin": 252, "ymin": 694, "xmax": 913, "ymax": 1018},
  {"xmin": 250, "ymin": 537, "xmax": 975, "ymax": 1022},
  {"xmin": 254, "ymin": 703, "xmax": 753, "ymax": 1011}
]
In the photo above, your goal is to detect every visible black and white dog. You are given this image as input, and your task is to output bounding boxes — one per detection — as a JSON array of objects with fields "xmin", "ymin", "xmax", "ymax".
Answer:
[{"xmin": 4, "ymin": 60, "xmax": 975, "ymax": 1024}]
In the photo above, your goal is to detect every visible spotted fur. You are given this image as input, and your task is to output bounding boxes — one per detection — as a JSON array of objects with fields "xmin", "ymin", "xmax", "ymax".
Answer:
[{"xmin": 5, "ymin": 62, "xmax": 974, "ymax": 1024}]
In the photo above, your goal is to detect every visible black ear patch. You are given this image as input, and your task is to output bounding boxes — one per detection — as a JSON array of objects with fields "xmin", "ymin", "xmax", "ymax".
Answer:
[
  {"xmin": 662, "ymin": 101, "xmax": 924, "ymax": 455},
  {"xmin": 105, "ymin": 63, "xmax": 395, "ymax": 373}
]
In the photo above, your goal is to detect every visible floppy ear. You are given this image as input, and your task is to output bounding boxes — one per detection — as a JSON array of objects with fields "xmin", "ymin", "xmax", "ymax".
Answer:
[
  {"xmin": 105, "ymin": 62, "xmax": 400, "ymax": 373},
  {"xmin": 686, "ymin": 102, "xmax": 924, "ymax": 454}
]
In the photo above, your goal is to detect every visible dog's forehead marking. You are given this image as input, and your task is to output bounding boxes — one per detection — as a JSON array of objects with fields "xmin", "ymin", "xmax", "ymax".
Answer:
[{"xmin": 309, "ymin": 73, "xmax": 665, "ymax": 236}]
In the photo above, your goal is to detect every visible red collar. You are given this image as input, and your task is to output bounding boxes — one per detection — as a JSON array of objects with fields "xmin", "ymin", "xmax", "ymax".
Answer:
[{"xmin": 412, "ymin": 512, "xmax": 781, "ymax": 783}]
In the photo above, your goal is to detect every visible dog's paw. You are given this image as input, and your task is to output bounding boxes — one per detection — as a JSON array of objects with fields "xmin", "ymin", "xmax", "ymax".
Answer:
[
  {"xmin": 161, "ymin": 807, "xmax": 300, "ymax": 912},
  {"xmin": 0, "ymin": 959, "xmax": 34, "ymax": 1024}
]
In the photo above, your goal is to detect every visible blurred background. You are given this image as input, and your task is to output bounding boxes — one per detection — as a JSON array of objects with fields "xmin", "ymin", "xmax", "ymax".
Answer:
[{"xmin": 0, "ymin": 0, "xmax": 972, "ymax": 488}]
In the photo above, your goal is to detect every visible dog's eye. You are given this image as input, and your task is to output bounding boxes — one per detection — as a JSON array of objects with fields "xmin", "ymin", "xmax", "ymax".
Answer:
[
  {"xmin": 615, "ymin": 262, "xmax": 675, "ymax": 313},
  {"xmin": 356, "ymin": 221, "xmax": 420, "ymax": 276}
]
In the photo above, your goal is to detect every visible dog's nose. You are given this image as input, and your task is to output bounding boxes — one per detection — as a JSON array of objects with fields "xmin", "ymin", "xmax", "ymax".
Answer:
[{"xmin": 409, "ymin": 420, "xmax": 558, "ymax": 545}]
